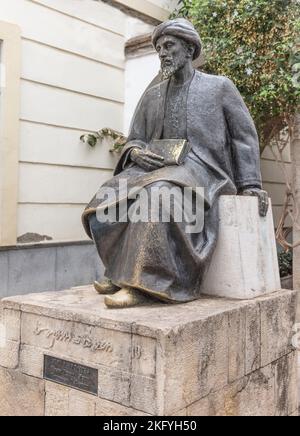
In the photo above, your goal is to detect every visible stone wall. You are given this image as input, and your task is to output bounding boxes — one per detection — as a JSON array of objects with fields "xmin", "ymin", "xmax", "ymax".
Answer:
[
  {"xmin": 0, "ymin": 286, "xmax": 298, "ymax": 416},
  {"xmin": 0, "ymin": 242, "xmax": 104, "ymax": 299}
]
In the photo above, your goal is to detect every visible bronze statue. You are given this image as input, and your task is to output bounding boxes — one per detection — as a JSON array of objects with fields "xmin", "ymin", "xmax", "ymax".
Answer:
[{"xmin": 82, "ymin": 19, "xmax": 268, "ymax": 309}]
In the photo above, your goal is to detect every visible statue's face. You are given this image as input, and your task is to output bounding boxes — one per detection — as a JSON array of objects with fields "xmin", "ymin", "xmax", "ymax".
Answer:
[{"xmin": 156, "ymin": 35, "xmax": 191, "ymax": 80}]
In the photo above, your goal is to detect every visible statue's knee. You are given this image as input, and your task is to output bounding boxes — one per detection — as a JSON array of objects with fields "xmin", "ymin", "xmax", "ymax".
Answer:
[
  {"xmin": 88, "ymin": 213, "xmax": 98, "ymax": 236},
  {"xmin": 146, "ymin": 181, "xmax": 174, "ymax": 191}
]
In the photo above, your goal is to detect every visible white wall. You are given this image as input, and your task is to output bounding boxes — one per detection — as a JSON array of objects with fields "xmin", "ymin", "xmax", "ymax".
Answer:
[
  {"xmin": 124, "ymin": 52, "xmax": 159, "ymax": 134},
  {"xmin": 261, "ymin": 145, "xmax": 292, "ymax": 227},
  {"xmin": 0, "ymin": 0, "xmax": 286, "ymax": 244},
  {"xmin": 0, "ymin": 0, "xmax": 179, "ymax": 244},
  {"xmin": 150, "ymin": 0, "xmax": 179, "ymax": 11},
  {"xmin": 0, "ymin": 0, "xmax": 127, "ymax": 242},
  {"xmin": 0, "ymin": 0, "xmax": 177, "ymax": 243},
  {"xmin": 104, "ymin": 0, "xmax": 177, "ymax": 21},
  {"xmin": 125, "ymin": 16, "xmax": 155, "ymax": 40},
  {"xmin": 0, "ymin": 21, "xmax": 22, "ymax": 246}
]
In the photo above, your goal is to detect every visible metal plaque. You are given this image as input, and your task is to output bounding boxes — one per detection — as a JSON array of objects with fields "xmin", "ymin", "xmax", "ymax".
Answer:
[{"xmin": 43, "ymin": 355, "xmax": 98, "ymax": 395}]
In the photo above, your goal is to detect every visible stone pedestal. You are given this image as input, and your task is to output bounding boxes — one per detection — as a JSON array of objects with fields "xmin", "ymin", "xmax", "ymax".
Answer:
[
  {"xmin": 0, "ymin": 286, "xmax": 298, "ymax": 416},
  {"xmin": 202, "ymin": 196, "xmax": 281, "ymax": 299}
]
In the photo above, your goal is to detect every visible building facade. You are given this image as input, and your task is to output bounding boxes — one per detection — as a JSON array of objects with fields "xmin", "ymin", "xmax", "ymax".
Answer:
[{"xmin": 0, "ymin": 0, "xmax": 289, "ymax": 297}]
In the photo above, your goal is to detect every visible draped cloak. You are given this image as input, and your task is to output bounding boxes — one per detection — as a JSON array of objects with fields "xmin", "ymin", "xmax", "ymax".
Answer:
[{"xmin": 82, "ymin": 71, "xmax": 262, "ymax": 303}]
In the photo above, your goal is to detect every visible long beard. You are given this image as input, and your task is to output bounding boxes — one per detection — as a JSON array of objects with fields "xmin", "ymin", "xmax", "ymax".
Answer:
[
  {"xmin": 160, "ymin": 64, "xmax": 178, "ymax": 80},
  {"xmin": 160, "ymin": 57, "xmax": 187, "ymax": 81}
]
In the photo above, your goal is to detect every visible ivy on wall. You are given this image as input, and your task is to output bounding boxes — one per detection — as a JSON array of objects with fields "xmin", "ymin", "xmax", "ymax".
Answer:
[
  {"xmin": 80, "ymin": 128, "xmax": 127, "ymax": 152},
  {"xmin": 172, "ymin": 0, "xmax": 300, "ymax": 150}
]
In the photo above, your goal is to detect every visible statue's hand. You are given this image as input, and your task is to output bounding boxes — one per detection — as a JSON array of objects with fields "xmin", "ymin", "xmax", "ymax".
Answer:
[
  {"xmin": 130, "ymin": 147, "xmax": 165, "ymax": 171},
  {"xmin": 241, "ymin": 188, "xmax": 269, "ymax": 217}
]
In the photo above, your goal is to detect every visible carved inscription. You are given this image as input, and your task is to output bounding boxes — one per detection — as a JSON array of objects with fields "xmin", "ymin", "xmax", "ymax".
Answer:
[
  {"xmin": 132, "ymin": 345, "xmax": 142, "ymax": 359},
  {"xmin": 44, "ymin": 355, "xmax": 98, "ymax": 395},
  {"xmin": 34, "ymin": 322, "xmax": 113, "ymax": 353}
]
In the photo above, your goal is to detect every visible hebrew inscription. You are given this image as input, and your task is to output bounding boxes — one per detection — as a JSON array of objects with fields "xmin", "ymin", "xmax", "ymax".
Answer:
[{"xmin": 34, "ymin": 322, "xmax": 113, "ymax": 353}]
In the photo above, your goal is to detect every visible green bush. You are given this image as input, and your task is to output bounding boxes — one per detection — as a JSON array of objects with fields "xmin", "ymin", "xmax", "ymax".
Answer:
[
  {"xmin": 278, "ymin": 250, "xmax": 293, "ymax": 277},
  {"xmin": 172, "ymin": 0, "xmax": 300, "ymax": 150}
]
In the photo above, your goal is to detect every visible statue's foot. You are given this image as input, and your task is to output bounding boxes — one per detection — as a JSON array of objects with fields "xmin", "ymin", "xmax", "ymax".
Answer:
[
  {"xmin": 94, "ymin": 280, "xmax": 120, "ymax": 295},
  {"xmin": 104, "ymin": 288, "xmax": 148, "ymax": 309}
]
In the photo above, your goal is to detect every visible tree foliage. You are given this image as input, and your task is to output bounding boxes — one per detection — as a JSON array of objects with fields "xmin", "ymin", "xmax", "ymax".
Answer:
[{"xmin": 172, "ymin": 0, "xmax": 300, "ymax": 150}]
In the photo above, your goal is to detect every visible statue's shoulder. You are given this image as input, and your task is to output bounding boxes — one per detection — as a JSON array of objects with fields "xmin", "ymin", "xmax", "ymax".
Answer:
[
  {"xmin": 144, "ymin": 79, "xmax": 169, "ymax": 99},
  {"xmin": 195, "ymin": 71, "xmax": 232, "ymax": 91},
  {"xmin": 141, "ymin": 72, "xmax": 235, "ymax": 101}
]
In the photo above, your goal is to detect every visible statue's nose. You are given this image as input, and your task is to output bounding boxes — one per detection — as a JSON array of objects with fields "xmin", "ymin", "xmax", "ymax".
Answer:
[{"xmin": 160, "ymin": 48, "xmax": 168, "ymax": 59}]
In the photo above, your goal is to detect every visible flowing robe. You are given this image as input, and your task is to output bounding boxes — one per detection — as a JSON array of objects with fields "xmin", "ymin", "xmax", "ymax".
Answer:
[{"xmin": 82, "ymin": 71, "xmax": 262, "ymax": 302}]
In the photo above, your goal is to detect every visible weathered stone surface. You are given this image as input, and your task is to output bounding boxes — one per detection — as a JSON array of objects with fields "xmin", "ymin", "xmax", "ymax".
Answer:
[
  {"xmin": 228, "ymin": 307, "xmax": 246, "ymax": 383},
  {"xmin": 0, "ymin": 339, "xmax": 19, "ymax": 369},
  {"xmin": 20, "ymin": 344, "xmax": 44, "ymax": 378},
  {"xmin": 131, "ymin": 334, "xmax": 156, "ymax": 377},
  {"xmin": 222, "ymin": 364, "xmax": 277, "ymax": 416},
  {"xmin": 130, "ymin": 374, "xmax": 157, "ymax": 415},
  {"xmin": 0, "ymin": 308, "xmax": 21, "ymax": 368},
  {"xmin": 98, "ymin": 367, "xmax": 156, "ymax": 414},
  {"xmin": 159, "ymin": 312, "xmax": 229, "ymax": 415},
  {"xmin": 45, "ymin": 381, "xmax": 69, "ymax": 416},
  {"xmin": 170, "ymin": 408, "xmax": 187, "ymax": 416},
  {"xmin": 260, "ymin": 292, "xmax": 297, "ymax": 367},
  {"xmin": 0, "ymin": 286, "xmax": 257, "ymax": 335},
  {"xmin": 45, "ymin": 383, "xmax": 96, "ymax": 416},
  {"xmin": 0, "ymin": 367, "xmax": 45, "ymax": 416},
  {"xmin": 95, "ymin": 399, "xmax": 150, "ymax": 416},
  {"xmin": 245, "ymin": 303, "xmax": 261, "ymax": 374},
  {"xmin": 188, "ymin": 365, "xmax": 276, "ymax": 416},
  {"xmin": 298, "ymin": 352, "xmax": 300, "ymax": 409},
  {"xmin": 3, "ymin": 309, "xmax": 21, "ymax": 341},
  {"xmin": 45, "ymin": 380, "xmax": 150, "ymax": 416},
  {"xmin": 68, "ymin": 390, "xmax": 96, "ymax": 417},
  {"xmin": 202, "ymin": 197, "xmax": 280, "ymax": 299},
  {"xmin": 187, "ymin": 352, "xmax": 299, "ymax": 416},
  {"xmin": 21, "ymin": 312, "xmax": 132, "ymax": 372},
  {"xmin": 296, "ymin": 291, "xmax": 300, "ymax": 322},
  {"xmin": 0, "ymin": 311, "xmax": 4, "ymax": 349},
  {"xmin": 273, "ymin": 352, "xmax": 298, "ymax": 416},
  {"xmin": 1, "ymin": 287, "xmax": 298, "ymax": 416},
  {"xmin": 19, "ymin": 332, "xmax": 156, "ymax": 413},
  {"xmin": 98, "ymin": 366, "xmax": 131, "ymax": 406},
  {"xmin": 45, "ymin": 382, "xmax": 96, "ymax": 416}
]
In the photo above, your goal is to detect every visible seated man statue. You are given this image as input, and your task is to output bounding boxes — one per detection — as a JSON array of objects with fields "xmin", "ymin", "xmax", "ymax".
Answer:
[{"xmin": 82, "ymin": 18, "xmax": 268, "ymax": 309}]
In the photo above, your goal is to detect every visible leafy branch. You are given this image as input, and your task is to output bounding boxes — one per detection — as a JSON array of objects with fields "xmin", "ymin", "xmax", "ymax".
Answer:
[
  {"xmin": 172, "ymin": 0, "xmax": 300, "ymax": 150},
  {"xmin": 80, "ymin": 128, "xmax": 127, "ymax": 153}
]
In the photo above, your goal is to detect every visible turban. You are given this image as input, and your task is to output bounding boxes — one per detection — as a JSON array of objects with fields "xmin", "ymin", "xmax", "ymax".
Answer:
[{"xmin": 152, "ymin": 18, "xmax": 202, "ymax": 61}]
